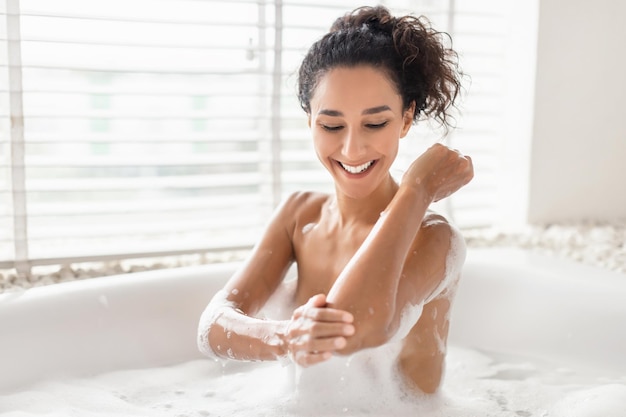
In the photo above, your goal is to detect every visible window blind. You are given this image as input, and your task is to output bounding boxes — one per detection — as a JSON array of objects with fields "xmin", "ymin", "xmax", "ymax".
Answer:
[{"xmin": 0, "ymin": 0, "xmax": 511, "ymax": 275}]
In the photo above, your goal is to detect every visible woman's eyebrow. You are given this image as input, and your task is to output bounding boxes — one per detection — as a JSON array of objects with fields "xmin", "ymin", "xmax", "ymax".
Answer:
[
  {"xmin": 318, "ymin": 109, "xmax": 343, "ymax": 117},
  {"xmin": 317, "ymin": 105, "xmax": 392, "ymax": 117},
  {"xmin": 362, "ymin": 105, "xmax": 391, "ymax": 115}
]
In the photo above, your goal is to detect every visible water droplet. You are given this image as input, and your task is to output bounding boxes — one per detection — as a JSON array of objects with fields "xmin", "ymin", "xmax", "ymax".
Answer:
[
  {"xmin": 231, "ymin": 288, "xmax": 239, "ymax": 295},
  {"xmin": 368, "ymin": 307, "xmax": 375, "ymax": 315}
]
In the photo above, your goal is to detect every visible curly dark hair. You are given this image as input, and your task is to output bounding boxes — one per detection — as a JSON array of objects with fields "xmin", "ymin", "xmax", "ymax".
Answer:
[{"xmin": 297, "ymin": 5, "xmax": 463, "ymax": 132}]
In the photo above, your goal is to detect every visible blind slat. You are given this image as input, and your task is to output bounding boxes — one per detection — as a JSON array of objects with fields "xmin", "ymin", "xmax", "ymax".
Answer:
[
  {"xmin": 24, "ymin": 194, "xmax": 263, "ymax": 216},
  {"xmin": 20, "ymin": 154, "xmax": 262, "ymax": 167},
  {"xmin": 14, "ymin": 173, "xmax": 263, "ymax": 191}
]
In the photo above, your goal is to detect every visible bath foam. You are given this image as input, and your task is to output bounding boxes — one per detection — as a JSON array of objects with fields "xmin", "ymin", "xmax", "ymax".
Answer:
[
  {"xmin": 425, "ymin": 222, "xmax": 466, "ymax": 304},
  {"xmin": 197, "ymin": 289, "xmax": 231, "ymax": 360},
  {"xmin": 550, "ymin": 384, "xmax": 626, "ymax": 417},
  {"xmin": 289, "ymin": 342, "xmax": 409, "ymax": 414},
  {"xmin": 1, "ymin": 346, "xmax": 625, "ymax": 417}
]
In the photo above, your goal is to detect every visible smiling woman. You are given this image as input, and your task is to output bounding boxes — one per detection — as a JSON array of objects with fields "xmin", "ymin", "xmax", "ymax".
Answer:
[{"xmin": 196, "ymin": 5, "xmax": 474, "ymax": 397}]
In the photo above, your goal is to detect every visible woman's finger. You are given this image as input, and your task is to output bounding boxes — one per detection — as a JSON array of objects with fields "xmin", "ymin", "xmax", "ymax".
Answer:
[
  {"xmin": 290, "ymin": 334, "xmax": 347, "ymax": 353},
  {"xmin": 287, "ymin": 316, "xmax": 354, "ymax": 338},
  {"xmin": 299, "ymin": 307, "xmax": 354, "ymax": 323},
  {"xmin": 292, "ymin": 350, "xmax": 333, "ymax": 367},
  {"xmin": 304, "ymin": 321, "xmax": 355, "ymax": 338},
  {"xmin": 288, "ymin": 336, "xmax": 347, "ymax": 366},
  {"xmin": 306, "ymin": 293, "xmax": 327, "ymax": 308}
]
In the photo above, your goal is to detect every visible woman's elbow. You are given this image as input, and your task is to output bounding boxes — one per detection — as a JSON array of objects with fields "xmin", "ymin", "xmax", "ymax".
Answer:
[
  {"xmin": 197, "ymin": 289, "xmax": 231, "ymax": 359},
  {"xmin": 335, "ymin": 318, "xmax": 397, "ymax": 355}
]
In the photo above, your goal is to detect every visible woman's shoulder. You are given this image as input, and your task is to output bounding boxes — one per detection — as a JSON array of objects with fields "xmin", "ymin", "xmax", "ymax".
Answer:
[
  {"xmin": 418, "ymin": 210, "xmax": 462, "ymax": 242},
  {"xmin": 268, "ymin": 191, "xmax": 332, "ymax": 238},
  {"xmin": 403, "ymin": 210, "xmax": 466, "ymax": 285},
  {"xmin": 280, "ymin": 190, "xmax": 332, "ymax": 217},
  {"xmin": 410, "ymin": 210, "xmax": 466, "ymax": 300},
  {"xmin": 421, "ymin": 210, "xmax": 450, "ymax": 227},
  {"xmin": 415, "ymin": 211, "xmax": 466, "ymax": 261}
]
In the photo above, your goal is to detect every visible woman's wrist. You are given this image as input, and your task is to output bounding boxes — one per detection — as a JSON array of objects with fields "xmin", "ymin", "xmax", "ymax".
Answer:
[
  {"xmin": 272, "ymin": 320, "xmax": 290, "ymax": 360},
  {"xmin": 398, "ymin": 178, "xmax": 434, "ymax": 208}
]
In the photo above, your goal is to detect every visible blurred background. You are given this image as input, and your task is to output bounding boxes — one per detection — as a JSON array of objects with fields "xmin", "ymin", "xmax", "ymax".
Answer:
[{"xmin": 1, "ymin": 0, "xmax": 624, "ymax": 285}]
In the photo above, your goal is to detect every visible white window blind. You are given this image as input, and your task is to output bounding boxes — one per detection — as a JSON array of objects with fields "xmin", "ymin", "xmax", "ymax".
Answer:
[{"xmin": 0, "ymin": 0, "xmax": 513, "ymax": 275}]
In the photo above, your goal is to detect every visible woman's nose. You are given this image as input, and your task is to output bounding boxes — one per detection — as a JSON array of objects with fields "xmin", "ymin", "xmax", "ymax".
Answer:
[{"xmin": 341, "ymin": 129, "xmax": 367, "ymax": 159}]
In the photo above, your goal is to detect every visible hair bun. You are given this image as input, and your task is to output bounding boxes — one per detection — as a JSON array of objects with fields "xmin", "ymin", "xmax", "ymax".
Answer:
[{"xmin": 330, "ymin": 6, "xmax": 395, "ymax": 34}]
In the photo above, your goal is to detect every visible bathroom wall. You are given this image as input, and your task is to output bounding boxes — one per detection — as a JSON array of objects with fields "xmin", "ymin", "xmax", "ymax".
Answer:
[{"xmin": 528, "ymin": 0, "xmax": 626, "ymax": 223}]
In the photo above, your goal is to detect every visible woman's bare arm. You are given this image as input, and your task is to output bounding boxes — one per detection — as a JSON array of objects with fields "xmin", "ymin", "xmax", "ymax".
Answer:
[
  {"xmin": 326, "ymin": 144, "xmax": 473, "ymax": 354},
  {"xmin": 197, "ymin": 192, "xmax": 354, "ymax": 365}
]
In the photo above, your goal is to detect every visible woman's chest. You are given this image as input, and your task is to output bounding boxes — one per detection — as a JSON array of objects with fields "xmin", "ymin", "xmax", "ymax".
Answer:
[{"xmin": 292, "ymin": 224, "xmax": 368, "ymax": 305}]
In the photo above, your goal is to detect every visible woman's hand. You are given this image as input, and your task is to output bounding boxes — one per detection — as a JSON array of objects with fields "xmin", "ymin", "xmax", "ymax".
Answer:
[
  {"xmin": 281, "ymin": 294, "xmax": 355, "ymax": 367},
  {"xmin": 401, "ymin": 143, "xmax": 474, "ymax": 202}
]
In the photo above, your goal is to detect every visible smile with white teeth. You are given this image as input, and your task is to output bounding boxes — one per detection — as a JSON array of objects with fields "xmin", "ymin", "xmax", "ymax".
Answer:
[{"xmin": 339, "ymin": 160, "xmax": 375, "ymax": 174}]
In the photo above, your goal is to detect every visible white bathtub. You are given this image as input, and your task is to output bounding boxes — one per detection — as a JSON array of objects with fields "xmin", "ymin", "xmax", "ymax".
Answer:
[{"xmin": 1, "ymin": 248, "xmax": 625, "ymax": 414}]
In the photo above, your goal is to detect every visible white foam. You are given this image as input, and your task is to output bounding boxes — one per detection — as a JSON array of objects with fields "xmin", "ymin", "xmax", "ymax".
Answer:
[
  {"xmin": 550, "ymin": 384, "xmax": 626, "ymax": 417},
  {"xmin": 301, "ymin": 223, "xmax": 317, "ymax": 234},
  {"xmin": 2, "ymin": 346, "xmax": 624, "ymax": 417},
  {"xmin": 196, "ymin": 289, "xmax": 231, "ymax": 361},
  {"xmin": 425, "ymin": 223, "xmax": 466, "ymax": 304}
]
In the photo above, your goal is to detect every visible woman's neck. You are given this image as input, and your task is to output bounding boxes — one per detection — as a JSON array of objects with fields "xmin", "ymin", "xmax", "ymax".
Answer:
[{"xmin": 331, "ymin": 173, "xmax": 399, "ymax": 228}]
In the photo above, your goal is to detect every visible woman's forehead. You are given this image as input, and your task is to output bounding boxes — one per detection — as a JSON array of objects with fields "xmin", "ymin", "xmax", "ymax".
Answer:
[{"xmin": 311, "ymin": 66, "xmax": 402, "ymax": 114}]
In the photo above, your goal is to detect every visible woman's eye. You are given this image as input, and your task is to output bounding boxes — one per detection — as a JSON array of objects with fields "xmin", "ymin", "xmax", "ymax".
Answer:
[
  {"xmin": 322, "ymin": 125, "xmax": 343, "ymax": 132},
  {"xmin": 366, "ymin": 122, "xmax": 388, "ymax": 129}
]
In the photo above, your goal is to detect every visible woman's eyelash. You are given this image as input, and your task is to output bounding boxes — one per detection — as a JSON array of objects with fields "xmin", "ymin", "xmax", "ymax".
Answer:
[{"xmin": 321, "ymin": 122, "xmax": 388, "ymax": 131}]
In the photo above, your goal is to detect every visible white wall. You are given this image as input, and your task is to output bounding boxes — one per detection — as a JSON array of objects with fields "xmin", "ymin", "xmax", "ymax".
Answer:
[
  {"xmin": 528, "ymin": 0, "xmax": 626, "ymax": 223},
  {"xmin": 497, "ymin": 0, "xmax": 539, "ymax": 228}
]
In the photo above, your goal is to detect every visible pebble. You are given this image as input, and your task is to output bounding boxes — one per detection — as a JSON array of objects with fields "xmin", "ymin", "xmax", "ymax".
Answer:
[{"xmin": 459, "ymin": 221, "xmax": 626, "ymax": 275}]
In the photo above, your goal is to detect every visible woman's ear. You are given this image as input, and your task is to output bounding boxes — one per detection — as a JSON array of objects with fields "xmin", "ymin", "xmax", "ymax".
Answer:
[{"xmin": 400, "ymin": 101, "xmax": 416, "ymax": 138}]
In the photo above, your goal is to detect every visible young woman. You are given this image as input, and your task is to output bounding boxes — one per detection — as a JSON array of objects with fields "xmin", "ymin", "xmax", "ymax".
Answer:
[{"xmin": 198, "ymin": 5, "xmax": 473, "ymax": 395}]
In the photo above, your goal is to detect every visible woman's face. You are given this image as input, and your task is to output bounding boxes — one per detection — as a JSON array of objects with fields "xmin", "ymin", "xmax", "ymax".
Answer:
[{"xmin": 308, "ymin": 66, "xmax": 414, "ymax": 200}]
